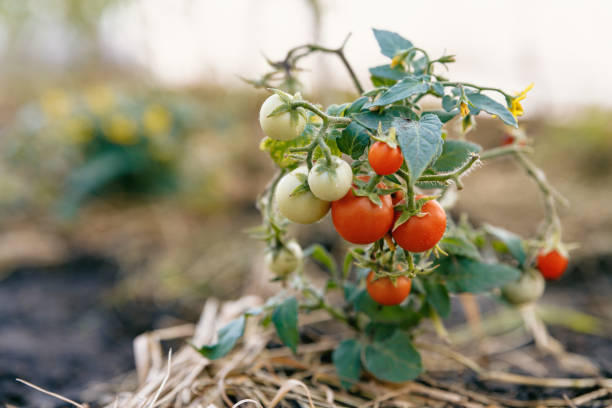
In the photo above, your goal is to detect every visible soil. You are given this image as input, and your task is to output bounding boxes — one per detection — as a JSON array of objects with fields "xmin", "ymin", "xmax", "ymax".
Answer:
[{"xmin": 0, "ymin": 253, "xmax": 610, "ymax": 407}]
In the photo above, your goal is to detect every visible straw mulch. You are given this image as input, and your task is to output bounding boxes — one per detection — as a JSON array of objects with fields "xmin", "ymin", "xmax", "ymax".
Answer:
[{"xmin": 18, "ymin": 296, "xmax": 612, "ymax": 408}]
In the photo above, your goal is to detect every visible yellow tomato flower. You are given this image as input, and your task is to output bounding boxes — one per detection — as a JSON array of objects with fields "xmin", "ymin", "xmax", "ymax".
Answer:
[
  {"xmin": 460, "ymin": 101, "xmax": 469, "ymax": 117},
  {"xmin": 40, "ymin": 88, "xmax": 72, "ymax": 119},
  {"xmin": 143, "ymin": 104, "xmax": 172, "ymax": 135},
  {"xmin": 106, "ymin": 114, "xmax": 138, "ymax": 145},
  {"xmin": 509, "ymin": 83, "xmax": 534, "ymax": 118},
  {"xmin": 84, "ymin": 84, "xmax": 114, "ymax": 114}
]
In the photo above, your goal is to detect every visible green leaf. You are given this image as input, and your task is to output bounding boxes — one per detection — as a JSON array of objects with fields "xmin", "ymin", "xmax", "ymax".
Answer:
[
  {"xmin": 431, "ymin": 82, "xmax": 445, "ymax": 96},
  {"xmin": 326, "ymin": 103, "xmax": 350, "ymax": 117},
  {"xmin": 372, "ymin": 29, "xmax": 413, "ymax": 59},
  {"xmin": 332, "ymin": 339, "xmax": 362, "ymax": 389},
  {"xmin": 272, "ymin": 297, "xmax": 299, "ymax": 353},
  {"xmin": 394, "ymin": 114, "xmax": 444, "ymax": 182},
  {"xmin": 337, "ymin": 121, "xmax": 370, "ymax": 159},
  {"xmin": 437, "ymin": 256, "xmax": 521, "ymax": 293},
  {"xmin": 432, "ymin": 140, "xmax": 481, "ymax": 172},
  {"xmin": 364, "ymin": 331, "xmax": 423, "ymax": 382},
  {"xmin": 369, "ymin": 65, "xmax": 407, "ymax": 81},
  {"xmin": 442, "ymin": 95, "xmax": 458, "ymax": 112},
  {"xmin": 439, "ymin": 235, "xmax": 482, "ymax": 260},
  {"xmin": 342, "ymin": 252, "xmax": 354, "ymax": 279},
  {"xmin": 197, "ymin": 316, "xmax": 246, "ymax": 359},
  {"xmin": 368, "ymin": 77, "xmax": 429, "ymax": 107},
  {"xmin": 305, "ymin": 244, "xmax": 338, "ymax": 278},
  {"xmin": 346, "ymin": 96, "xmax": 369, "ymax": 114},
  {"xmin": 423, "ymin": 109, "xmax": 459, "ymax": 123},
  {"xmin": 484, "ymin": 225, "xmax": 526, "ymax": 266},
  {"xmin": 423, "ymin": 281, "xmax": 451, "ymax": 318},
  {"xmin": 351, "ymin": 106, "xmax": 416, "ymax": 131},
  {"xmin": 467, "ymin": 93, "xmax": 517, "ymax": 127},
  {"xmin": 259, "ymin": 134, "xmax": 309, "ymax": 169}
]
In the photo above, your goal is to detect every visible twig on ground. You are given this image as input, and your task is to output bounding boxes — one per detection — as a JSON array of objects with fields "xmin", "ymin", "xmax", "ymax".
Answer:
[{"xmin": 16, "ymin": 379, "xmax": 88, "ymax": 408}]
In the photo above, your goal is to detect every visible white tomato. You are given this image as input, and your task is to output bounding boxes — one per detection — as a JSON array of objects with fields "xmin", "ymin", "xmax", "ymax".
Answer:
[
  {"xmin": 265, "ymin": 240, "xmax": 302, "ymax": 277},
  {"xmin": 275, "ymin": 167, "xmax": 330, "ymax": 224},
  {"xmin": 259, "ymin": 94, "xmax": 305, "ymax": 141},
  {"xmin": 308, "ymin": 156, "xmax": 353, "ymax": 201}
]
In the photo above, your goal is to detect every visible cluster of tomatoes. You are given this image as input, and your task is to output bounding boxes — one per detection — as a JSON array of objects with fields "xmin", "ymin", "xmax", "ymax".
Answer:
[{"xmin": 260, "ymin": 94, "xmax": 447, "ymax": 306}]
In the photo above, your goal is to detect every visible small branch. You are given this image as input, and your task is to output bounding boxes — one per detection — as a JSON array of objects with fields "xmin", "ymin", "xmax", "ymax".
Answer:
[
  {"xmin": 289, "ymin": 100, "xmax": 351, "ymax": 126},
  {"xmin": 442, "ymin": 81, "xmax": 512, "ymax": 99},
  {"xmin": 480, "ymin": 144, "xmax": 531, "ymax": 160},
  {"xmin": 416, "ymin": 154, "xmax": 480, "ymax": 186}
]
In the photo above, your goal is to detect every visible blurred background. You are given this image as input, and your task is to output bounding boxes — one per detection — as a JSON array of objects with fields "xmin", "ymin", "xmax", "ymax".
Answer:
[{"xmin": 0, "ymin": 1, "xmax": 611, "ymax": 406}]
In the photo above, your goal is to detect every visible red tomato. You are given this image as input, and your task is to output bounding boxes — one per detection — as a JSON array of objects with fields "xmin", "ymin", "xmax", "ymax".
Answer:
[
  {"xmin": 536, "ymin": 249, "xmax": 568, "ymax": 280},
  {"xmin": 391, "ymin": 190, "xmax": 404, "ymax": 206},
  {"xmin": 502, "ymin": 134, "xmax": 526, "ymax": 147},
  {"xmin": 331, "ymin": 180, "xmax": 393, "ymax": 245},
  {"xmin": 392, "ymin": 199, "xmax": 447, "ymax": 252},
  {"xmin": 368, "ymin": 141, "xmax": 404, "ymax": 175},
  {"xmin": 366, "ymin": 271, "xmax": 412, "ymax": 306}
]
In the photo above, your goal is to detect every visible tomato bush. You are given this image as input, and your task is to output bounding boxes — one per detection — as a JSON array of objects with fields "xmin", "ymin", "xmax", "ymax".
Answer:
[{"xmin": 198, "ymin": 29, "xmax": 570, "ymax": 386}]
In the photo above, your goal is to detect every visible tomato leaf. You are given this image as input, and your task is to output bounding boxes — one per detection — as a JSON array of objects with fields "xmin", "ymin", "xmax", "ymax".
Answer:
[
  {"xmin": 367, "ymin": 76, "xmax": 429, "ymax": 108},
  {"xmin": 442, "ymin": 94, "xmax": 458, "ymax": 112},
  {"xmin": 351, "ymin": 106, "xmax": 416, "ymax": 132},
  {"xmin": 423, "ymin": 109, "xmax": 459, "ymax": 124},
  {"xmin": 369, "ymin": 64, "xmax": 407, "ymax": 81},
  {"xmin": 437, "ymin": 256, "xmax": 521, "ymax": 293},
  {"xmin": 364, "ymin": 330, "xmax": 423, "ymax": 382},
  {"xmin": 332, "ymin": 339, "xmax": 362, "ymax": 389},
  {"xmin": 271, "ymin": 297, "xmax": 299, "ymax": 353},
  {"xmin": 484, "ymin": 224, "xmax": 526, "ymax": 266},
  {"xmin": 467, "ymin": 93, "xmax": 517, "ymax": 127},
  {"xmin": 423, "ymin": 280, "xmax": 451, "ymax": 318},
  {"xmin": 372, "ymin": 29, "xmax": 413, "ymax": 59},
  {"xmin": 394, "ymin": 114, "xmax": 444, "ymax": 183},
  {"xmin": 197, "ymin": 315, "xmax": 246, "ymax": 359},
  {"xmin": 337, "ymin": 121, "xmax": 370, "ymax": 159},
  {"xmin": 304, "ymin": 244, "xmax": 338, "ymax": 278},
  {"xmin": 432, "ymin": 140, "xmax": 481, "ymax": 173},
  {"xmin": 439, "ymin": 235, "xmax": 482, "ymax": 260}
]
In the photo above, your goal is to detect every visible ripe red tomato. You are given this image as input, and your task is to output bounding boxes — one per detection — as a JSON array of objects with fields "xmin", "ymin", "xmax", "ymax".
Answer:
[
  {"xmin": 331, "ymin": 181, "xmax": 393, "ymax": 244},
  {"xmin": 392, "ymin": 199, "xmax": 447, "ymax": 252},
  {"xmin": 536, "ymin": 249, "xmax": 568, "ymax": 280},
  {"xmin": 366, "ymin": 271, "xmax": 412, "ymax": 306},
  {"xmin": 368, "ymin": 141, "xmax": 404, "ymax": 175},
  {"xmin": 502, "ymin": 134, "xmax": 526, "ymax": 147}
]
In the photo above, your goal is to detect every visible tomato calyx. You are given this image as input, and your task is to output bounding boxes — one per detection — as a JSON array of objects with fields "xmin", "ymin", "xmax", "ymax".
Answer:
[
  {"xmin": 350, "ymin": 175, "xmax": 391, "ymax": 207},
  {"xmin": 289, "ymin": 171, "xmax": 311, "ymax": 197},
  {"xmin": 369, "ymin": 123, "xmax": 399, "ymax": 149},
  {"xmin": 266, "ymin": 88, "xmax": 307, "ymax": 127},
  {"xmin": 392, "ymin": 195, "xmax": 440, "ymax": 231}
]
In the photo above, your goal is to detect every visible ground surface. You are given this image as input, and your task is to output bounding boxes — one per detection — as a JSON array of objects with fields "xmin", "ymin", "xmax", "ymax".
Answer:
[{"xmin": 0, "ymin": 252, "xmax": 610, "ymax": 407}]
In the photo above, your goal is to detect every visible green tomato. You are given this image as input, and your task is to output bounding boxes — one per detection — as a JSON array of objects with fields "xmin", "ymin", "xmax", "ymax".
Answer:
[
  {"xmin": 259, "ymin": 94, "xmax": 305, "ymax": 141},
  {"xmin": 275, "ymin": 166, "xmax": 330, "ymax": 224},
  {"xmin": 501, "ymin": 268, "xmax": 545, "ymax": 305},
  {"xmin": 307, "ymin": 156, "xmax": 353, "ymax": 201},
  {"xmin": 265, "ymin": 240, "xmax": 302, "ymax": 277}
]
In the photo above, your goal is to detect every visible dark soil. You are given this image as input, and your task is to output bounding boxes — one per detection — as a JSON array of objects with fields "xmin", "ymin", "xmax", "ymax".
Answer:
[{"xmin": 0, "ymin": 255, "xmax": 191, "ymax": 408}]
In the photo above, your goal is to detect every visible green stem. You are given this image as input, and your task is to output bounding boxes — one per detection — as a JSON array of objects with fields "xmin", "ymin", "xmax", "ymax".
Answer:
[
  {"xmin": 480, "ymin": 144, "xmax": 530, "ymax": 160},
  {"xmin": 397, "ymin": 169, "xmax": 416, "ymax": 212},
  {"xmin": 416, "ymin": 154, "xmax": 480, "ymax": 185},
  {"xmin": 286, "ymin": 34, "xmax": 364, "ymax": 94},
  {"xmin": 441, "ymin": 81, "xmax": 512, "ymax": 99},
  {"xmin": 365, "ymin": 174, "xmax": 381, "ymax": 192},
  {"xmin": 290, "ymin": 100, "xmax": 351, "ymax": 126}
]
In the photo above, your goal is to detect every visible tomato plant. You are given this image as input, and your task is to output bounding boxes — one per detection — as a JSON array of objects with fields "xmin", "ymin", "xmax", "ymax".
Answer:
[{"xmin": 198, "ymin": 29, "xmax": 570, "ymax": 386}]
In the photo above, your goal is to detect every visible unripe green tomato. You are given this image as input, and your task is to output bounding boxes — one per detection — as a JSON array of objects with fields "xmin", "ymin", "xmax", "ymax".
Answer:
[
  {"xmin": 501, "ymin": 268, "xmax": 545, "ymax": 306},
  {"xmin": 307, "ymin": 156, "xmax": 353, "ymax": 201},
  {"xmin": 259, "ymin": 94, "xmax": 305, "ymax": 141},
  {"xmin": 265, "ymin": 240, "xmax": 302, "ymax": 277},
  {"xmin": 275, "ymin": 167, "xmax": 330, "ymax": 224}
]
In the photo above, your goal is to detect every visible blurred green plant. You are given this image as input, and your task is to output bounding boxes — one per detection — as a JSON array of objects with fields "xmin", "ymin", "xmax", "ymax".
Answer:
[{"xmin": 5, "ymin": 84, "xmax": 197, "ymax": 216}]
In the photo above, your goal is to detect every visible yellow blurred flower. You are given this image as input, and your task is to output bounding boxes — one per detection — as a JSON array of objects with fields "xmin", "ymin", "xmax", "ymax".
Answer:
[
  {"xmin": 63, "ymin": 117, "xmax": 93, "ymax": 144},
  {"xmin": 40, "ymin": 88, "xmax": 72, "ymax": 119},
  {"xmin": 106, "ymin": 114, "xmax": 138, "ymax": 145},
  {"xmin": 460, "ymin": 101, "xmax": 469, "ymax": 117},
  {"xmin": 84, "ymin": 84, "xmax": 114, "ymax": 114},
  {"xmin": 509, "ymin": 83, "xmax": 534, "ymax": 118},
  {"xmin": 143, "ymin": 104, "xmax": 172, "ymax": 135}
]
